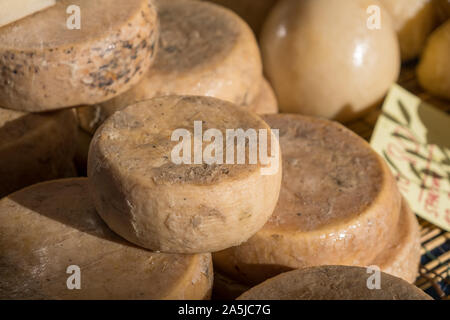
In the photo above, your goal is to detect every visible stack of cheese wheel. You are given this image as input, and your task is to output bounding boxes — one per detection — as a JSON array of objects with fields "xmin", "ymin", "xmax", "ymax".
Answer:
[
  {"xmin": 76, "ymin": 0, "xmax": 277, "ymax": 135},
  {"xmin": 0, "ymin": 0, "xmax": 159, "ymax": 191},
  {"xmin": 213, "ymin": 114, "xmax": 421, "ymax": 289},
  {"xmin": 237, "ymin": 266, "xmax": 432, "ymax": 300}
]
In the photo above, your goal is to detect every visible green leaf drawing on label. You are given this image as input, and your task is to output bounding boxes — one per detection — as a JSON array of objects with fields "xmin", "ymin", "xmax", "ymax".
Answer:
[
  {"xmin": 421, "ymin": 169, "xmax": 443, "ymax": 179},
  {"xmin": 409, "ymin": 162, "xmax": 423, "ymax": 180},
  {"xmin": 398, "ymin": 99, "xmax": 411, "ymax": 127},
  {"xmin": 392, "ymin": 132, "xmax": 415, "ymax": 143}
]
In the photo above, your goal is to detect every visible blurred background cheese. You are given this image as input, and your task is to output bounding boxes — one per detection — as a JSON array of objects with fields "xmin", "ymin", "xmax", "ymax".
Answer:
[
  {"xmin": 0, "ymin": 178, "xmax": 213, "ymax": 300},
  {"xmin": 0, "ymin": 0, "xmax": 55, "ymax": 28},
  {"xmin": 417, "ymin": 20, "xmax": 450, "ymax": 100},
  {"xmin": 379, "ymin": 0, "xmax": 438, "ymax": 62},
  {"xmin": 213, "ymin": 114, "xmax": 404, "ymax": 285},
  {"xmin": 0, "ymin": 108, "xmax": 77, "ymax": 198},
  {"xmin": 204, "ymin": 0, "xmax": 279, "ymax": 37},
  {"xmin": 260, "ymin": 0, "xmax": 400, "ymax": 123},
  {"xmin": 237, "ymin": 266, "xmax": 432, "ymax": 300},
  {"xmin": 0, "ymin": 0, "xmax": 159, "ymax": 112}
]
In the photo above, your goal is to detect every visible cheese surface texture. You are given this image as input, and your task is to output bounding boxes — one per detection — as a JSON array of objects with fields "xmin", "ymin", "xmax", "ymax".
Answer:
[
  {"xmin": 0, "ymin": 0, "xmax": 158, "ymax": 111},
  {"xmin": 88, "ymin": 96, "xmax": 282, "ymax": 254},
  {"xmin": 0, "ymin": 178, "xmax": 213, "ymax": 299},
  {"xmin": 0, "ymin": 108, "xmax": 77, "ymax": 197},
  {"xmin": 260, "ymin": 0, "xmax": 400, "ymax": 122},
  {"xmin": 0, "ymin": 0, "xmax": 56, "ymax": 28},
  {"xmin": 95, "ymin": 0, "xmax": 262, "ymax": 117},
  {"xmin": 237, "ymin": 266, "xmax": 431, "ymax": 300},
  {"xmin": 213, "ymin": 114, "xmax": 402, "ymax": 284}
]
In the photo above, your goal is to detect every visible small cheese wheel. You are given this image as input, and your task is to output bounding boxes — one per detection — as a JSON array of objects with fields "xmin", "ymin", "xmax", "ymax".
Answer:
[
  {"xmin": 417, "ymin": 20, "xmax": 450, "ymax": 100},
  {"xmin": 237, "ymin": 266, "xmax": 432, "ymax": 300},
  {"xmin": 0, "ymin": 108, "xmax": 77, "ymax": 198},
  {"xmin": 96, "ymin": 0, "xmax": 262, "ymax": 117},
  {"xmin": 0, "ymin": 178, "xmax": 213, "ymax": 300},
  {"xmin": 204, "ymin": 0, "xmax": 279, "ymax": 36},
  {"xmin": 212, "ymin": 272, "xmax": 249, "ymax": 300},
  {"xmin": 0, "ymin": 0, "xmax": 158, "ymax": 112},
  {"xmin": 373, "ymin": 198, "xmax": 421, "ymax": 283},
  {"xmin": 88, "ymin": 96, "xmax": 282, "ymax": 254},
  {"xmin": 247, "ymin": 78, "xmax": 279, "ymax": 115},
  {"xmin": 260, "ymin": 0, "xmax": 400, "ymax": 122},
  {"xmin": 379, "ymin": 0, "xmax": 437, "ymax": 61},
  {"xmin": 213, "ymin": 114, "xmax": 402, "ymax": 285}
]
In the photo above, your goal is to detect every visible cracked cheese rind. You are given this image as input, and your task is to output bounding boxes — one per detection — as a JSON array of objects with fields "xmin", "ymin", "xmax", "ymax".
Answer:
[
  {"xmin": 236, "ymin": 266, "xmax": 431, "ymax": 300},
  {"xmin": 213, "ymin": 114, "xmax": 402, "ymax": 285},
  {"xmin": 0, "ymin": 0, "xmax": 159, "ymax": 112},
  {"xmin": 0, "ymin": 178, "xmax": 213, "ymax": 300},
  {"xmin": 88, "ymin": 96, "xmax": 282, "ymax": 254},
  {"xmin": 0, "ymin": 107, "xmax": 77, "ymax": 197}
]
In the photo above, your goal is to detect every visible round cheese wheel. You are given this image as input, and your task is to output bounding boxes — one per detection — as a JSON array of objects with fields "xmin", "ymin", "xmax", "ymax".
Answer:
[
  {"xmin": 95, "ymin": 0, "xmax": 262, "ymax": 117},
  {"xmin": 204, "ymin": 0, "xmax": 279, "ymax": 36},
  {"xmin": 247, "ymin": 78, "xmax": 278, "ymax": 115},
  {"xmin": 237, "ymin": 265, "xmax": 432, "ymax": 300},
  {"xmin": 88, "ymin": 96, "xmax": 282, "ymax": 254},
  {"xmin": 213, "ymin": 114, "xmax": 402, "ymax": 285},
  {"xmin": 373, "ymin": 198, "xmax": 421, "ymax": 283},
  {"xmin": 379, "ymin": 0, "xmax": 437, "ymax": 61},
  {"xmin": 0, "ymin": 108, "xmax": 77, "ymax": 198},
  {"xmin": 0, "ymin": 178, "xmax": 213, "ymax": 300},
  {"xmin": 0, "ymin": 0, "xmax": 159, "ymax": 112},
  {"xmin": 260, "ymin": 0, "xmax": 400, "ymax": 122},
  {"xmin": 417, "ymin": 20, "xmax": 450, "ymax": 101}
]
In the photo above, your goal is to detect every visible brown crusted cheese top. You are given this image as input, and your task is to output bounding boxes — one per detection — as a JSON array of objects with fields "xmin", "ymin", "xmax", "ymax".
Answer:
[
  {"xmin": 0, "ymin": 0, "xmax": 151, "ymax": 49},
  {"xmin": 154, "ymin": 0, "xmax": 239, "ymax": 72},
  {"xmin": 237, "ymin": 265, "xmax": 431, "ymax": 300},
  {"xmin": 93, "ymin": 96, "xmax": 269, "ymax": 185},
  {"xmin": 262, "ymin": 114, "xmax": 383, "ymax": 232}
]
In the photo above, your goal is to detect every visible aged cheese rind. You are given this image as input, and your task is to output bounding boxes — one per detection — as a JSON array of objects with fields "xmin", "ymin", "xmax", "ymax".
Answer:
[
  {"xmin": 0, "ymin": 108, "xmax": 77, "ymax": 197},
  {"xmin": 212, "ymin": 271, "xmax": 249, "ymax": 300},
  {"xmin": 236, "ymin": 266, "xmax": 432, "ymax": 300},
  {"xmin": 373, "ymin": 198, "xmax": 421, "ymax": 283},
  {"xmin": 260, "ymin": 0, "xmax": 400, "ymax": 122},
  {"xmin": 0, "ymin": 0, "xmax": 159, "ymax": 112},
  {"xmin": 0, "ymin": 0, "xmax": 56, "ymax": 28},
  {"xmin": 0, "ymin": 178, "xmax": 213, "ymax": 300},
  {"xmin": 88, "ymin": 96, "xmax": 282, "ymax": 254},
  {"xmin": 417, "ymin": 20, "xmax": 450, "ymax": 100},
  {"xmin": 213, "ymin": 114, "xmax": 402, "ymax": 285},
  {"xmin": 95, "ymin": 0, "xmax": 262, "ymax": 116},
  {"xmin": 379, "ymin": 0, "xmax": 437, "ymax": 61}
]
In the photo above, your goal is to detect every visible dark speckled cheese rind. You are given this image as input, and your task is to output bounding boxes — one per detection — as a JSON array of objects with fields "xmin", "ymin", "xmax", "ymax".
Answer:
[{"xmin": 0, "ymin": 0, "xmax": 159, "ymax": 112}]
